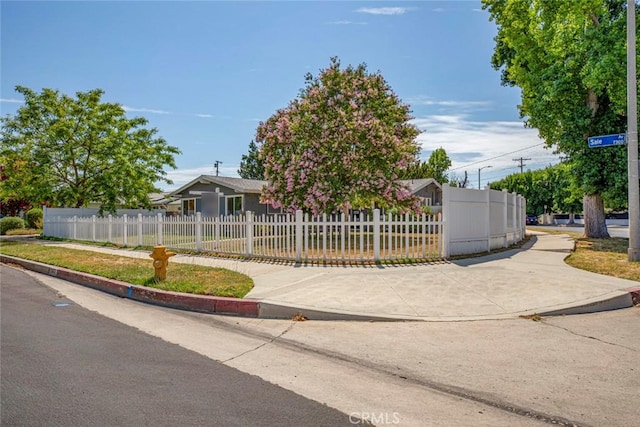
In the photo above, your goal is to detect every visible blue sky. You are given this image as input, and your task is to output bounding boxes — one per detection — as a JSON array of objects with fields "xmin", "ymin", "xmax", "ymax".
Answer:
[{"xmin": 1, "ymin": 0, "xmax": 560, "ymax": 190}]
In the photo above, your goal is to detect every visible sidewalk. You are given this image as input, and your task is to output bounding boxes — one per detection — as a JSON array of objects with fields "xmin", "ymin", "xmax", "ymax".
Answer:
[{"xmin": 6, "ymin": 232, "xmax": 638, "ymax": 321}]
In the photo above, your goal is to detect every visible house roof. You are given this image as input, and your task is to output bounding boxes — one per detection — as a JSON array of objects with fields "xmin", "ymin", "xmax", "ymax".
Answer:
[
  {"xmin": 149, "ymin": 192, "xmax": 180, "ymax": 206},
  {"xmin": 170, "ymin": 175, "xmax": 441, "ymax": 198},
  {"xmin": 400, "ymin": 178, "xmax": 442, "ymax": 193},
  {"xmin": 169, "ymin": 175, "xmax": 268, "ymax": 197}
]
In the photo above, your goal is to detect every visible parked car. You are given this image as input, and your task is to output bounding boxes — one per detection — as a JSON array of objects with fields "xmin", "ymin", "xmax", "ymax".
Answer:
[{"xmin": 525, "ymin": 214, "xmax": 539, "ymax": 225}]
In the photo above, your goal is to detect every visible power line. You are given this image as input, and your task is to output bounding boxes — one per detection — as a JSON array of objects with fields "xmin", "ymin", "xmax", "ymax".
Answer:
[{"xmin": 449, "ymin": 143, "xmax": 545, "ymax": 172}]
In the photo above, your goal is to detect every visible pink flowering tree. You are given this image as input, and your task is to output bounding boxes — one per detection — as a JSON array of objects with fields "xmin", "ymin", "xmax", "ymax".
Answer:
[{"xmin": 256, "ymin": 57, "xmax": 422, "ymax": 216}]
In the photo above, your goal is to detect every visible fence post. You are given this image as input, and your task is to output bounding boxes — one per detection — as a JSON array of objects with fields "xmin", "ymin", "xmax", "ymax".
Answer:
[
  {"xmin": 441, "ymin": 185, "xmax": 450, "ymax": 258},
  {"xmin": 373, "ymin": 209, "xmax": 380, "ymax": 261},
  {"xmin": 246, "ymin": 211, "xmax": 253, "ymax": 256},
  {"xmin": 214, "ymin": 215, "xmax": 220, "ymax": 248},
  {"xmin": 404, "ymin": 212, "xmax": 410, "ymax": 258},
  {"xmin": 123, "ymin": 214, "xmax": 128, "ymax": 246},
  {"xmin": 340, "ymin": 212, "xmax": 346, "ymax": 260},
  {"xmin": 295, "ymin": 210, "xmax": 303, "ymax": 262},
  {"xmin": 359, "ymin": 211, "xmax": 364, "ymax": 261},
  {"xmin": 322, "ymin": 213, "xmax": 327, "ymax": 261},
  {"xmin": 485, "ymin": 187, "xmax": 491, "ymax": 253},
  {"xmin": 196, "ymin": 212, "xmax": 202, "ymax": 252},
  {"xmin": 108, "ymin": 214, "xmax": 113, "ymax": 243},
  {"xmin": 73, "ymin": 215, "xmax": 77, "ymax": 240},
  {"xmin": 502, "ymin": 189, "xmax": 508, "ymax": 248},
  {"xmin": 137, "ymin": 214, "xmax": 143, "ymax": 247},
  {"xmin": 92, "ymin": 215, "xmax": 96, "ymax": 242},
  {"xmin": 157, "ymin": 213, "xmax": 163, "ymax": 245},
  {"xmin": 43, "ymin": 206, "xmax": 48, "ymax": 236},
  {"xmin": 509, "ymin": 192, "xmax": 522, "ymax": 243},
  {"xmin": 519, "ymin": 195, "xmax": 525, "ymax": 240}
]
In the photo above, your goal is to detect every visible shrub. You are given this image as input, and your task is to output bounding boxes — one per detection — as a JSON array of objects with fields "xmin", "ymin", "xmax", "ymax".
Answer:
[
  {"xmin": 25, "ymin": 208, "xmax": 43, "ymax": 229},
  {"xmin": 0, "ymin": 217, "xmax": 25, "ymax": 235}
]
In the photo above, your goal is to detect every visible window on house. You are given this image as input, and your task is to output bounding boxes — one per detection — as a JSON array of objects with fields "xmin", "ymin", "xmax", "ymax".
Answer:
[
  {"xmin": 226, "ymin": 195, "xmax": 243, "ymax": 215},
  {"xmin": 183, "ymin": 199, "xmax": 196, "ymax": 216}
]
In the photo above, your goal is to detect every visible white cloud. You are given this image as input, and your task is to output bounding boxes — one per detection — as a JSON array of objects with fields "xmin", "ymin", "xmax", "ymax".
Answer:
[
  {"xmin": 123, "ymin": 106, "xmax": 171, "ymax": 115},
  {"xmin": 326, "ymin": 20, "xmax": 368, "ymax": 25},
  {"xmin": 412, "ymin": 114, "xmax": 561, "ymax": 186},
  {"xmin": 432, "ymin": 8, "xmax": 445, "ymax": 13},
  {"xmin": 165, "ymin": 115, "xmax": 561, "ymax": 191},
  {"xmin": 122, "ymin": 105, "xmax": 219, "ymax": 119},
  {"xmin": 356, "ymin": 7, "xmax": 411, "ymax": 16},
  {"xmin": 0, "ymin": 98, "xmax": 24, "ymax": 104},
  {"xmin": 406, "ymin": 96, "xmax": 492, "ymax": 110}
]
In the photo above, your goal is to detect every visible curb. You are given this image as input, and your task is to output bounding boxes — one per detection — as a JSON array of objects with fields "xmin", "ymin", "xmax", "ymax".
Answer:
[
  {"xmin": 1, "ymin": 255, "xmax": 259, "ymax": 317},
  {"xmin": 1, "ymin": 254, "xmax": 391, "ymax": 320},
  {"xmin": 257, "ymin": 300, "xmax": 416, "ymax": 322},
  {"xmin": 536, "ymin": 287, "xmax": 640, "ymax": 317},
  {"xmin": 3, "ymin": 254, "xmax": 639, "ymax": 321},
  {"xmin": 1, "ymin": 254, "xmax": 407, "ymax": 321}
]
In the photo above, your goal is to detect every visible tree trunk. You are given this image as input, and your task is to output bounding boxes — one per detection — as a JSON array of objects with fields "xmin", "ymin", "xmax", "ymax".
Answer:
[{"xmin": 583, "ymin": 194, "xmax": 609, "ymax": 238}]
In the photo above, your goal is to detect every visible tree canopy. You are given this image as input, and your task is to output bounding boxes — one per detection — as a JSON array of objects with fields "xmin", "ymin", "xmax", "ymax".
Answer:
[
  {"xmin": 398, "ymin": 147, "xmax": 452, "ymax": 183},
  {"xmin": 0, "ymin": 86, "xmax": 180, "ymax": 214},
  {"xmin": 490, "ymin": 163, "xmax": 583, "ymax": 215},
  {"xmin": 238, "ymin": 140, "xmax": 265, "ymax": 180},
  {"xmin": 256, "ymin": 57, "xmax": 421, "ymax": 215},
  {"xmin": 482, "ymin": 0, "xmax": 633, "ymax": 237}
]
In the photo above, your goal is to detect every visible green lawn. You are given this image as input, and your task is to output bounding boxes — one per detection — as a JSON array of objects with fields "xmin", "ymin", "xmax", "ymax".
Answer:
[
  {"xmin": 528, "ymin": 227, "xmax": 640, "ymax": 282},
  {"xmin": 0, "ymin": 240, "xmax": 253, "ymax": 298}
]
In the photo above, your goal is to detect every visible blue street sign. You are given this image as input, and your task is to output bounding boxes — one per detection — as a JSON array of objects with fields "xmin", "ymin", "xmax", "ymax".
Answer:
[{"xmin": 587, "ymin": 133, "xmax": 627, "ymax": 148}]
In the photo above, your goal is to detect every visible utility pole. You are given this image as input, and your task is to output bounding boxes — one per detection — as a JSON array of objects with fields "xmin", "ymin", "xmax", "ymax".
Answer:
[
  {"xmin": 214, "ymin": 160, "xmax": 223, "ymax": 177},
  {"xmin": 627, "ymin": 0, "xmax": 639, "ymax": 261},
  {"xmin": 513, "ymin": 157, "xmax": 531, "ymax": 173}
]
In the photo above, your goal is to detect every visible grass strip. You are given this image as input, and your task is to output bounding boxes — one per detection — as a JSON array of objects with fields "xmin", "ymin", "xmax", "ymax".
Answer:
[{"xmin": 0, "ymin": 240, "xmax": 253, "ymax": 298}]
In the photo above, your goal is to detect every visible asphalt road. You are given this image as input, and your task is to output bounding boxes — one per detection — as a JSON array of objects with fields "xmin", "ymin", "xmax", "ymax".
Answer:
[
  {"xmin": 0, "ymin": 266, "xmax": 355, "ymax": 427},
  {"xmin": 4, "ymin": 261, "xmax": 639, "ymax": 426}
]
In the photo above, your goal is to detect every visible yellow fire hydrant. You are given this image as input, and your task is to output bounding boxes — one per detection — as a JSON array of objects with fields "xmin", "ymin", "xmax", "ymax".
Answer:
[{"xmin": 150, "ymin": 245, "xmax": 175, "ymax": 281}]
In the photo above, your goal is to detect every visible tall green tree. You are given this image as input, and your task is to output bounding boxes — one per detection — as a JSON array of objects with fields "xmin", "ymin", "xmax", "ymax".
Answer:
[
  {"xmin": 257, "ymin": 57, "xmax": 421, "ymax": 215},
  {"xmin": 238, "ymin": 140, "xmax": 265, "ymax": 180},
  {"xmin": 483, "ymin": 0, "xmax": 633, "ymax": 238},
  {"xmin": 398, "ymin": 147, "xmax": 452, "ymax": 183},
  {"xmin": 0, "ymin": 86, "xmax": 180, "ymax": 214},
  {"xmin": 426, "ymin": 147, "xmax": 452, "ymax": 183},
  {"xmin": 490, "ymin": 164, "xmax": 583, "ymax": 215}
]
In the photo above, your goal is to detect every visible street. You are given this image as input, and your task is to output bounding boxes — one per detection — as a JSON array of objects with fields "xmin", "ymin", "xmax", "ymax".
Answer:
[
  {"xmin": 530, "ymin": 224, "xmax": 629, "ymax": 239},
  {"xmin": 2, "ymin": 264, "xmax": 639, "ymax": 426},
  {"xmin": 0, "ymin": 266, "xmax": 354, "ymax": 427}
]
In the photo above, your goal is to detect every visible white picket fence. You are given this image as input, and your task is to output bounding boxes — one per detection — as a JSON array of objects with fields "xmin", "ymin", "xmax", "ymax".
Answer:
[
  {"xmin": 43, "ymin": 186, "xmax": 526, "ymax": 262},
  {"xmin": 44, "ymin": 210, "xmax": 442, "ymax": 263}
]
